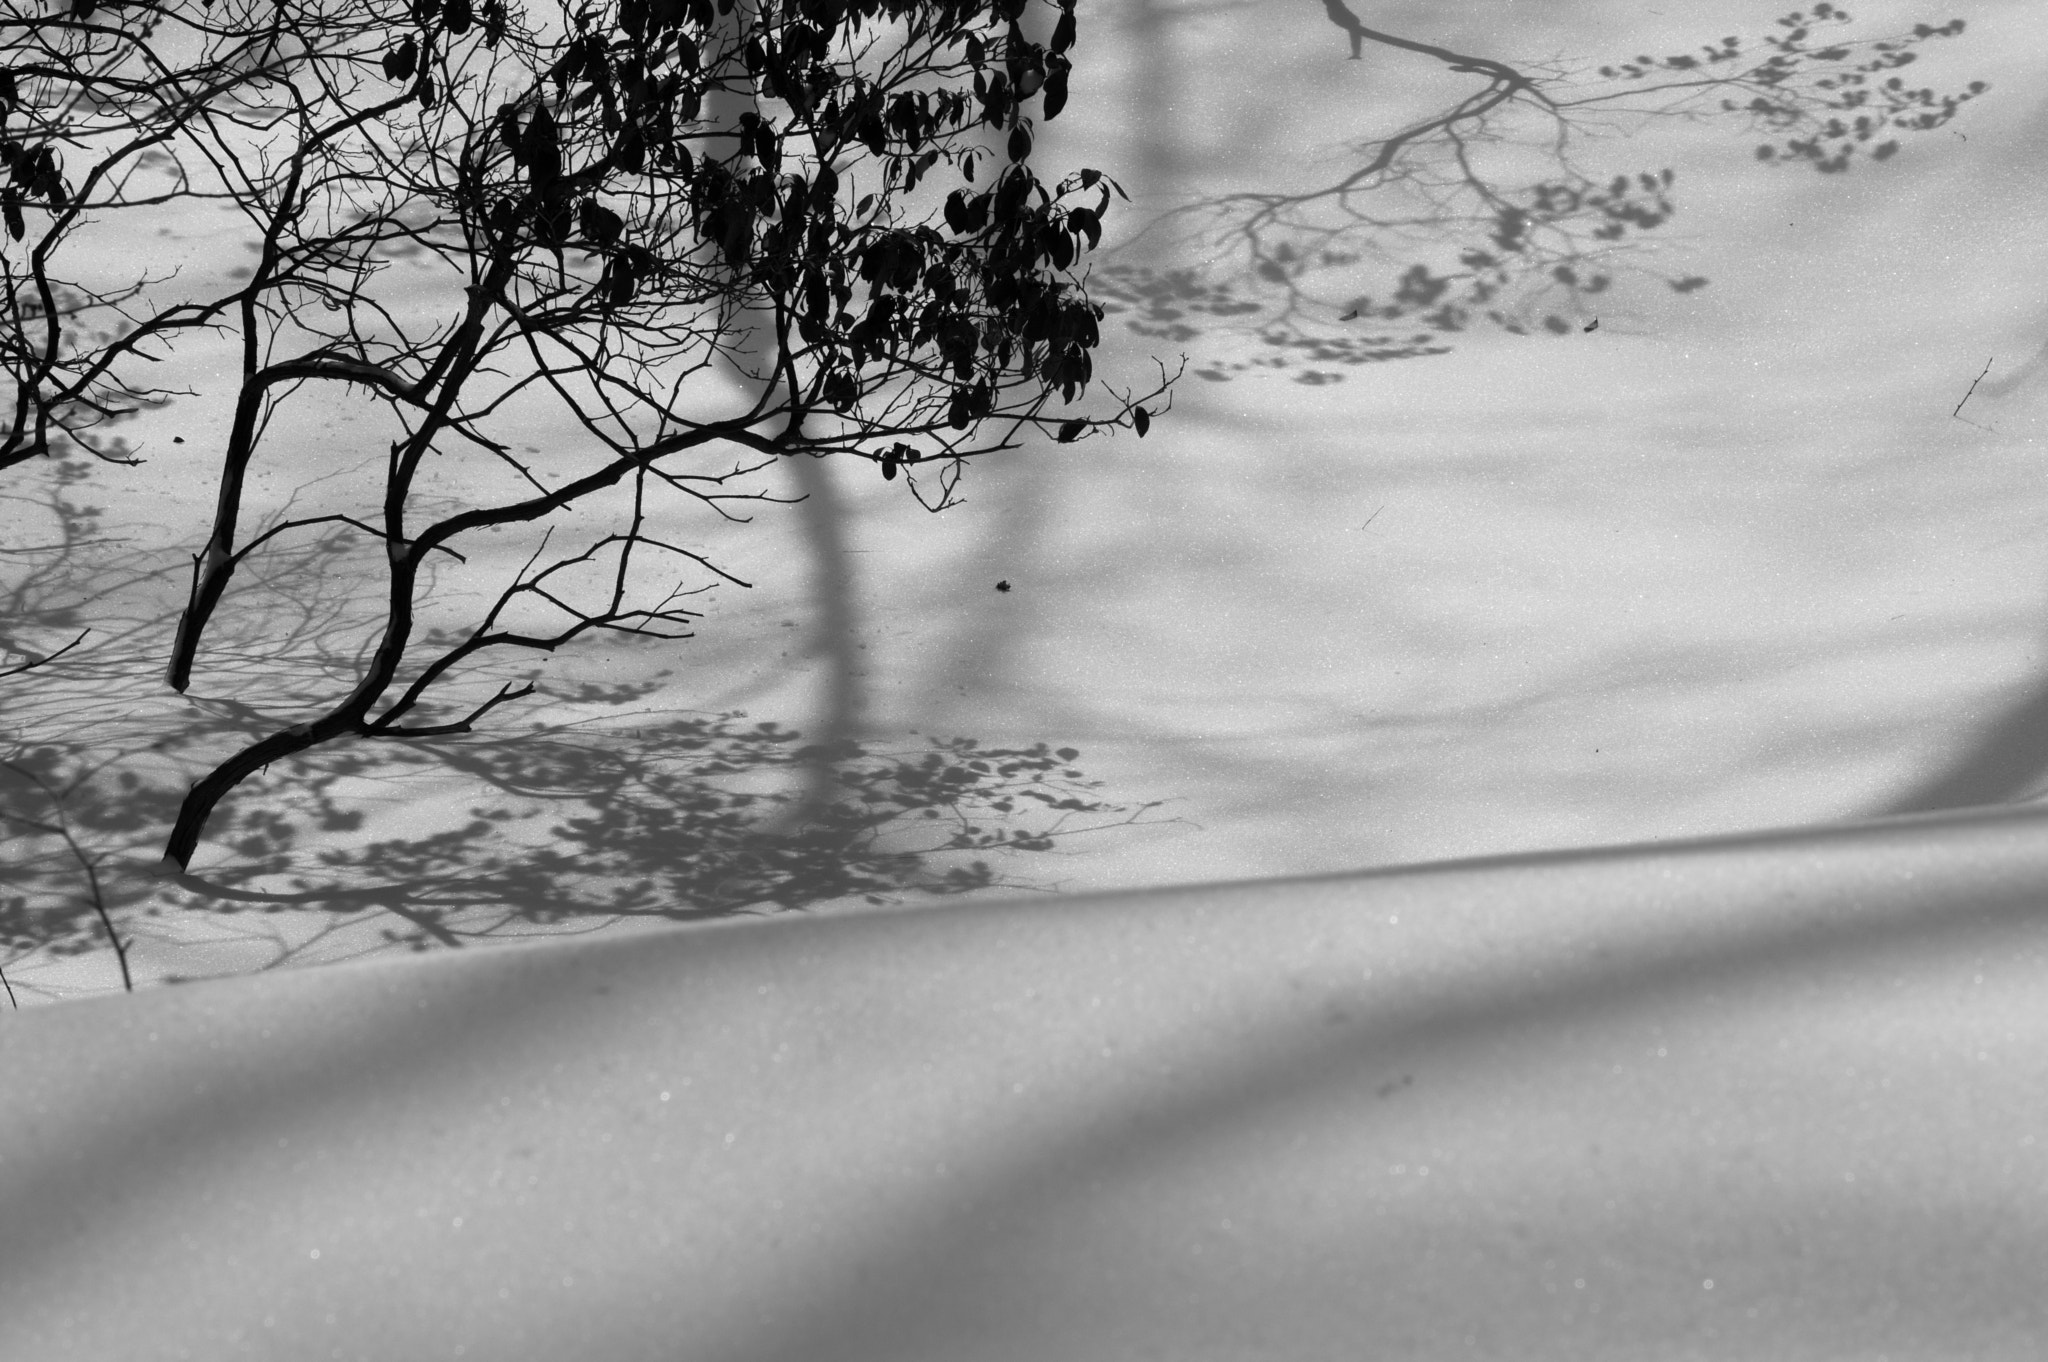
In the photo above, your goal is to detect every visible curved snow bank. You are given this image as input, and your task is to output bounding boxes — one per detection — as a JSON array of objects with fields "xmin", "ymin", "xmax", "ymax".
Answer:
[{"xmin": 5, "ymin": 803, "xmax": 2048, "ymax": 1360}]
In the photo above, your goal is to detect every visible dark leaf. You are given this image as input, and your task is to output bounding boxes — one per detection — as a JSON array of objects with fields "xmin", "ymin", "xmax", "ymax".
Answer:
[
  {"xmin": 1066, "ymin": 206, "xmax": 1099, "ymax": 250},
  {"xmin": 31, "ymin": 147, "xmax": 62, "ymax": 207},
  {"xmin": 944, "ymin": 188, "xmax": 975, "ymax": 235},
  {"xmin": 606, "ymin": 262, "xmax": 636, "ymax": 307},
  {"xmin": 523, "ymin": 102, "xmax": 561, "ymax": 184},
  {"xmin": 1042, "ymin": 68, "xmax": 1068, "ymax": 120},
  {"xmin": 1050, "ymin": 6, "xmax": 1076, "ymax": 55},
  {"xmin": 579, "ymin": 199, "xmax": 623, "ymax": 246},
  {"xmin": 534, "ymin": 189, "xmax": 572, "ymax": 248},
  {"xmin": 810, "ymin": 159, "xmax": 838, "ymax": 210},
  {"xmin": 383, "ymin": 36, "xmax": 418, "ymax": 82},
  {"xmin": 1047, "ymin": 227, "xmax": 1072, "ymax": 270},
  {"xmin": 1055, "ymin": 419, "xmax": 1084, "ymax": 442},
  {"xmin": 495, "ymin": 103, "xmax": 523, "ymax": 155},
  {"xmin": 1132, "ymin": 405, "xmax": 1149, "ymax": 437},
  {"xmin": 1007, "ymin": 121, "xmax": 1032, "ymax": 163}
]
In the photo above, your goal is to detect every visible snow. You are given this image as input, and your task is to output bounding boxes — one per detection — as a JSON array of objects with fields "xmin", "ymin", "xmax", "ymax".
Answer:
[
  {"xmin": 6, "ymin": 806, "xmax": 2048, "ymax": 1357},
  {"xmin": 3, "ymin": 0, "xmax": 2048, "ymax": 1353}
]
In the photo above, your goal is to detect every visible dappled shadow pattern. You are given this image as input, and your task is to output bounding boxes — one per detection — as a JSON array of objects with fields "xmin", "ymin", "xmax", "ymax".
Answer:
[
  {"xmin": 150, "ymin": 709, "xmax": 1161, "ymax": 952},
  {"xmin": 0, "ymin": 448, "xmax": 1166, "ymax": 996},
  {"xmin": 1095, "ymin": 167, "xmax": 1698, "ymax": 386},
  {"xmin": 6, "ymin": 689, "xmax": 1163, "ymax": 990},
  {"xmin": 1095, "ymin": 4, "xmax": 1982, "ymax": 385},
  {"xmin": 1094, "ymin": 262, "xmax": 1453, "ymax": 386}
]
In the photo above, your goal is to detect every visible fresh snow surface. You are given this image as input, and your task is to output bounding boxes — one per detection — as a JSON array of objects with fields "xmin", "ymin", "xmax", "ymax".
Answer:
[
  {"xmin": 6, "ymin": 807, "xmax": 2048, "ymax": 1358},
  {"xmin": 3, "ymin": 0, "xmax": 2048, "ymax": 1354}
]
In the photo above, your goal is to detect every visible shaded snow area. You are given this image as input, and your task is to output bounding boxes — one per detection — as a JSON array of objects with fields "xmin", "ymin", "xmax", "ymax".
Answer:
[
  {"xmin": 5, "ymin": 0, "xmax": 2048, "ymax": 1354},
  {"xmin": 7, "ymin": 809, "xmax": 2048, "ymax": 1358}
]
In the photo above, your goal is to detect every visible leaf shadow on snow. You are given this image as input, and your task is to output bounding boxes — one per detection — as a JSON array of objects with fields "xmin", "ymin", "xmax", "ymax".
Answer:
[
  {"xmin": 152, "ymin": 708, "xmax": 1162, "ymax": 956},
  {"xmin": 0, "ymin": 451, "xmax": 1168, "ymax": 1001}
]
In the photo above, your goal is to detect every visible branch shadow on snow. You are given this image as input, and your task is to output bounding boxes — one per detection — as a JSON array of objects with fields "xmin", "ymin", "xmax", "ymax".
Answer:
[
  {"xmin": 0, "ymin": 453, "xmax": 1168, "ymax": 1003},
  {"xmin": 155, "ymin": 708, "xmax": 1162, "ymax": 954},
  {"xmin": 1092, "ymin": 0, "xmax": 1982, "ymax": 387}
]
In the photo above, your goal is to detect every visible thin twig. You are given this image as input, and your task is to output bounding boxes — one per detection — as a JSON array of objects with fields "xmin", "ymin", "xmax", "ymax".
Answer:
[
  {"xmin": 82, "ymin": 867, "xmax": 132, "ymax": 994},
  {"xmin": 0, "ymin": 628, "xmax": 89, "ymax": 679},
  {"xmin": 1953, "ymin": 357, "xmax": 1992, "ymax": 419}
]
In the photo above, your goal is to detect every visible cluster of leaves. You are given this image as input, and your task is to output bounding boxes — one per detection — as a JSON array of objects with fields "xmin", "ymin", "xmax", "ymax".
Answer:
[
  {"xmin": 384, "ymin": 0, "xmax": 1161, "ymax": 458},
  {"xmin": 0, "ymin": 0, "xmax": 1166, "ymax": 518},
  {"xmin": 0, "ymin": 69, "xmax": 67, "ymax": 242}
]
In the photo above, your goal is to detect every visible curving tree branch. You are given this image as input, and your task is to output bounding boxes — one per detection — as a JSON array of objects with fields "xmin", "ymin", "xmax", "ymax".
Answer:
[{"xmin": 8, "ymin": 0, "xmax": 1186, "ymax": 869}]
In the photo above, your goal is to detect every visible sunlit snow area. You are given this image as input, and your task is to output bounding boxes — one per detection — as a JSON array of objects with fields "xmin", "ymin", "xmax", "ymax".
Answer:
[
  {"xmin": 6, "ymin": 0, "xmax": 2048, "ymax": 1354},
  {"xmin": 4, "ymin": 0, "xmax": 2042, "ymax": 1000}
]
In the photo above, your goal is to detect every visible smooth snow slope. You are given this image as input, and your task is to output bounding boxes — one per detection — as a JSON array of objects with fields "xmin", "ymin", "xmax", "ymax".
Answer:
[{"xmin": 5, "ymin": 804, "xmax": 2048, "ymax": 1359}]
